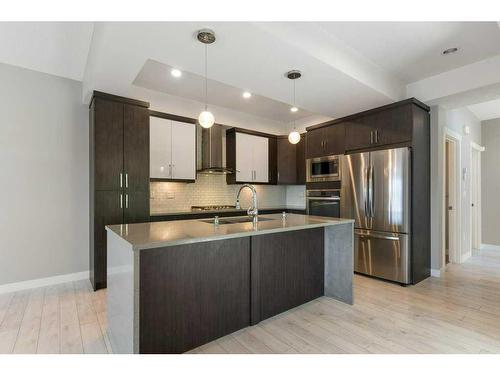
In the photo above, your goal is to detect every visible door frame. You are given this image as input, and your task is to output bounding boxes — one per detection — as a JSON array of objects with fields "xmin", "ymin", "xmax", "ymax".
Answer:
[
  {"xmin": 470, "ymin": 142, "xmax": 485, "ymax": 252},
  {"xmin": 443, "ymin": 128, "xmax": 462, "ymax": 265}
]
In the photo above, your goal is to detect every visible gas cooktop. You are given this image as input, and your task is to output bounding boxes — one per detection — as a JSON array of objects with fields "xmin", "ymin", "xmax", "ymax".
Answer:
[{"xmin": 191, "ymin": 205, "xmax": 237, "ymax": 211}]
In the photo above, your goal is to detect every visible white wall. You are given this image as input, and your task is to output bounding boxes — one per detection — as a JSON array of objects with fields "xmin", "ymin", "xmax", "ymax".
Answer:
[
  {"xmin": 446, "ymin": 108, "xmax": 481, "ymax": 262},
  {"xmin": 429, "ymin": 105, "xmax": 481, "ymax": 271},
  {"xmin": 481, "ymin": 118, "xmax": 500, "ymax": 246},
  {"xmin": 0, "ymin": 63, "xmax": 88, "ymax": 285}
]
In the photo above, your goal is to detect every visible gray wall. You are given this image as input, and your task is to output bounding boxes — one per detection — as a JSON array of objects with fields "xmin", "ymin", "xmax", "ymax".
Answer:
[
  {"xmin": 0, "ymin": 63, "xmax": 88, "ymax": 285},
  {"xmin": 429, "ymin": 106, "xmax": 481, "ymax": 271},
  {"xmin": 481, "ymin": 118, "xmax": 500, "ymax": 246}
]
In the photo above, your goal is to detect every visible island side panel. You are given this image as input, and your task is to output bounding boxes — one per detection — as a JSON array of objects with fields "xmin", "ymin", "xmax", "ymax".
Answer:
[
  {"xmin": 251, "ymin": 227, "xmax": 325, "ymax": 324},
  {"xmin": 106, "ymin": 230, "xmax": 135, "ymax": 354},
  {"xmin": 139, "ymin": 237, "xmax": 251, "ymax": 354},
  {"xmin": 324, "ymin": 222, "xmax": 354, "ymax": 304}
]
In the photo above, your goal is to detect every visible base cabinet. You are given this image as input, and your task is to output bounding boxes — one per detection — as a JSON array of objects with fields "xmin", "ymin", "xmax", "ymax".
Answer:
[
  {"xmin": 136, "ymin": 227, "xmax": 325, "ymax": 353},
  {"xmin": 251, "ymin": 228, "xmax": 324, "ymax": 323},
  {"xmin": 139, "ymin": 238, "xmax": 250, "ymax": 354}
]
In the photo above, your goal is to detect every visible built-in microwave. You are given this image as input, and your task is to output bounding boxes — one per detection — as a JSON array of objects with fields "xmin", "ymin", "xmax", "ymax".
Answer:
[{"xmin": 306, "ymin": 155, "xmax": 342, "ymax": 183}]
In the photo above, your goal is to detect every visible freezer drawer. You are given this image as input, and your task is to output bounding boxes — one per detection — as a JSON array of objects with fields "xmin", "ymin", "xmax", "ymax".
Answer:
[{"xmin": 354, "ymin": 229, "xmax": 410, "ymax": 284}]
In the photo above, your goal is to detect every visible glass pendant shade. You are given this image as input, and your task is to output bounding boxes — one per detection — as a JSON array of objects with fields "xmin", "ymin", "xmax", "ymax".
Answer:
[
  {"xmin": 288, "ymin": 130, "xmax": 300, "ymax": 144},
  {"xmin": 198, "ymin": 110, "xmax": 215, "ymax": 129}
]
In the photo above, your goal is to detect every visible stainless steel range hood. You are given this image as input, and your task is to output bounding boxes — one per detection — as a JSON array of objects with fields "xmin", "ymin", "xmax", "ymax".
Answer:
[{"xmin": 196, "ymin": 124, "xmax": 234, "ymax": 174}]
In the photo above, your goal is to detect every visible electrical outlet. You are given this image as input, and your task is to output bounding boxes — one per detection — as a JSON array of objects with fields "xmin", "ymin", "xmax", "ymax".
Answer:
[{"xmin": 167, "ymin": 191, "xmax": 175, "ymax": 199}]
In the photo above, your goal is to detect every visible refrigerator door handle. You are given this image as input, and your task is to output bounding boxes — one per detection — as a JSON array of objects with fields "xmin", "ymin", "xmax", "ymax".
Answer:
[
  {"xmin": 366, "ymin": 165, "xmax": 373, "ymax": 217},
  {"xmin": 358, "ymin": 233, "xmax": 400, "ymax": 241},
  {"xmin": 370, "ymin": 164, "xmax": 375, "ymax": 218},
  {"xmin": 364, "ymin": 168, "xmax": 369, "ymax": 216}
]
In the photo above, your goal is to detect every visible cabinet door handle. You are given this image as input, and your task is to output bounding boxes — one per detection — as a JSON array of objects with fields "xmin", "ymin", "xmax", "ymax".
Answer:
[
  {"xmin": 120, "ymin": 194, "xmax": 123, "ymax": 209},
  {"xmin": 125, "ymin": 173, "xmax": 128, "ymax": 188},
  {"xmin": 370, "ymin": 131, "xmax": 374, "ymax": 144},
  {"xmin": 125, "ymin": 194, "xmax": 129, "ymax": 209},
  {"xmin": 120, "ymin": 173, "xmax": 123, "ymax": 188},
  {"xmin": 375, "ymin": 130, "xmax": 379, "ymax": 144},
  {"xmin": 169, "ymin": 164, "xmax": 172, "ymax": 178}
]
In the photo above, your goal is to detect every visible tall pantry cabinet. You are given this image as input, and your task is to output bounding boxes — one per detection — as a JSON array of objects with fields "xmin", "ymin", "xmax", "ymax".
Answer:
[{"xmin": 89, "ymin": 91, "xmax": 150, "ymax": 291}]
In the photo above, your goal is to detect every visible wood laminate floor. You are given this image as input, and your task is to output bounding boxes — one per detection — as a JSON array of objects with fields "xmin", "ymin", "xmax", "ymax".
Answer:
[{"xmin": 1, "ymin": 249, "xmax": 499, "ymax": 354}]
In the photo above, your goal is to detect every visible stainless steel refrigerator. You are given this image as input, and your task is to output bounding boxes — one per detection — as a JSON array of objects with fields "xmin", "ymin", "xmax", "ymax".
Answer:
[{"xmin": 341, "ymin": 147, "xmax": 411, "ymax": 284}]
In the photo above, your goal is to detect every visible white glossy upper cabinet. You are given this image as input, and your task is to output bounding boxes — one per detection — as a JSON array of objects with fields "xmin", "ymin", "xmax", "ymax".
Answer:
[
  {"xmin": 150, "ymin": 116, "xmax": 172, "ymax": 179},
  {"xmin": 235, "ymin": 132, "xmax": 269, "ymax": 183},
  {"xmin": 171, "ymin": 120, "xmax": 196, "ymax": 180},
  {"xmin": 150, "ymin": 116, "xmax": 196, "ymax": 181},
  {"xmin": 235, "ymin": 132, "xmax": 254, "ymax": 182},
  {"xmin": 252, "ymin": 135, "xmax": 269, "ymax": 183}
]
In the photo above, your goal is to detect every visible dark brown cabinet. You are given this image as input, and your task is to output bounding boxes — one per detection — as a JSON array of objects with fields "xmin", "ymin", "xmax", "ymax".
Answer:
[
  {"xmin": 345, "ymin": 103, "xmax": 413, "ymax": 151},
  {"xmin": 139, "ymin": 237, "xmax": 251, "ymax": 354},
  {"xmin": 306, "ymin": 123, "xmax": 345, "ymax": 158},
  {"xmin": 93, "ymin": 99, "xmax": 124, "ymax": 191},
  {"xmin": 124, "ymin": 105, "xmax": 150, "ymax": 191},
  {"xmin": 277, "ymin": 136, "xmax": 297, "ymax": 184},
  {"xmin": 251, "ymin": 228, "xmax": 324, "ymax": 323},
  {"xmin": 276, "ymin": 134, "xmax": 307, "ymax": 185},
  {"xmin": 90, "ymin": 91, "xmax": 150, "ymax": 291},
  {"xmin": 296, "ymin": 134, "xmax": 306, "ymax": 184}
]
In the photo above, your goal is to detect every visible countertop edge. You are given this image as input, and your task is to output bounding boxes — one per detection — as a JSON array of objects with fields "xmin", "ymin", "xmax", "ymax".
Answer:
[{"xmin": 106, "ymin": 216, "xmax": 354, "ymax": 252}]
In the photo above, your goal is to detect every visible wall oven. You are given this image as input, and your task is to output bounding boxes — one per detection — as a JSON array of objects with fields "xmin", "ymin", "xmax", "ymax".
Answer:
[
  {"xmin": 306, "ymin": 189, "xmax": 341, "ymax": 218},
  {"xmin": 306, "ymin": 155, "xmax": 341, "ymax": 183}
]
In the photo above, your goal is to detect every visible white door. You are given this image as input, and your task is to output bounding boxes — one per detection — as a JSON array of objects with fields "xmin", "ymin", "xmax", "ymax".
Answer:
[
  {"xmin": 235, "ymin": 132, "xmax": 254, "ymax": 182},
  {"xmin": 252, "ymin": 135, "xmax": 269, "ymax": 183},
  {"xmin": 150, "ymin": 117, "xmax": 172, "ymax": 179},
  {"xmin": 171, "ymin": 120, "xmax": 196, "ymax": 180}
]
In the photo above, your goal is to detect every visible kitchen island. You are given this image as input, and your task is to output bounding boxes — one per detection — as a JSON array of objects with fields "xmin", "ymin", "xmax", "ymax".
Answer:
[{"xmin": 106, "ymin": 213, "xmax": 354, "ymax": 354}]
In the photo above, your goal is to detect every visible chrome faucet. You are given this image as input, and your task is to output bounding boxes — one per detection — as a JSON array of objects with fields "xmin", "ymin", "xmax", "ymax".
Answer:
[{"xmin": 235, "ymin": 184, "xmax": 258, "ymax": 223}]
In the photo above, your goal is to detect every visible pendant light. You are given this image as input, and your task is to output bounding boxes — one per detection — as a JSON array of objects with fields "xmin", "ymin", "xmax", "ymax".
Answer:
[
  {"xmin": 287, "ymin": 70, "xmax": 301, "ymax": 144},
  {"xmin": 197, "ymin": 29, "xmax": 216, "ymax": 129}
]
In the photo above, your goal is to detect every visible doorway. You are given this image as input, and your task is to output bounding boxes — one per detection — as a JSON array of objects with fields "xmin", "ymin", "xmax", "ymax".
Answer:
[{"xmin": 443, "ymin": 129, "xmax": 461, "ymax": 265}]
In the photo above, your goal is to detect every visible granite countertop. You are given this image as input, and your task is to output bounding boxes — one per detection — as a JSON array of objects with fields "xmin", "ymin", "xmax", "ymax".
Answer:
[
  {"xmin": 106, "ymin": 213, "xmax": 353, "ymax": 251},
  {"xmin": 150, "ymin": 206, "xmax": 306, "ymax": 217}
]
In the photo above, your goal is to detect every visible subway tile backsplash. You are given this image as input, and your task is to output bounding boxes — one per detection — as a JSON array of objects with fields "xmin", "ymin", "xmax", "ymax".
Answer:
[{"xmin": 150, "ymin": 174, "xmax": 287, "ymax": 214}]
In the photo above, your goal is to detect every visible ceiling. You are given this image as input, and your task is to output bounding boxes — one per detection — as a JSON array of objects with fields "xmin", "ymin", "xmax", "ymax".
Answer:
[
  {"xmin": 319, "ymin": 22, "xmax": 500, "ymax": 83},
  {"xmin": 134, "ymin": 59, "xmax": 316, "ymax": 122},
  {"xmin": 468, "ymin": 98, "xmax": 500, "ymax": 121},
  {"xmin": 1, "ymin": 21, "xmax": 500, "ymax": 123},
  {"xmin": 0, "ymin": 22, "xmax": 94, "ymax": 81}
]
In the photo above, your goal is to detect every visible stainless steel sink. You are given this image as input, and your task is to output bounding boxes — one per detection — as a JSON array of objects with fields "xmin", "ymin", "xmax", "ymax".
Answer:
[{"xmin": 200, "ymin": 216, "xmax": 275, "ymax": 225}]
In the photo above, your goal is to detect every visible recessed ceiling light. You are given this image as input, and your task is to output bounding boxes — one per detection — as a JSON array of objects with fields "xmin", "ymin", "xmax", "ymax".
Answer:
[
  {"xmin": 171, "ymin": 68, "xmax": 182, "ymax": 78},
  {"xmin": 242, "ymin": 91, "xmax": 252, "ymax": 99},
  {"xmin": 442, "ymin": 47, "xmax": 459, "ymax": 55},
  {"xmin": 290, "ymin": 106, "xmax": 298, "ymax": 113}
]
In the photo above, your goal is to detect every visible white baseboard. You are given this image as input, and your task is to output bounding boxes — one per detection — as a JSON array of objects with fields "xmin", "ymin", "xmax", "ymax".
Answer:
[
  {"xmin": 480, "ymin": 243, "xmax": 500, "ymax": 251},
  {"xmin": 0, "ymin": 271, "xmax": 89, "ymax": 294},
  {"xmin": 461, "ymin": 250, "xmax": 472, "ymax": 263},
  {"xmin": 431, "ymin": 268, "xmax": 442, "ymax": 277}
]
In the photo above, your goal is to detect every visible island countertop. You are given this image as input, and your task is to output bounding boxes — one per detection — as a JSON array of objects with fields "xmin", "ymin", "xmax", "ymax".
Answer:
[{"xmin": 106, "ymin": 213, "xmax": 354, "ymax": 251}]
